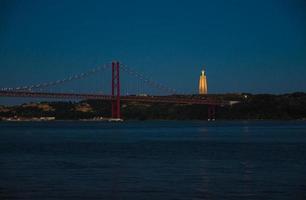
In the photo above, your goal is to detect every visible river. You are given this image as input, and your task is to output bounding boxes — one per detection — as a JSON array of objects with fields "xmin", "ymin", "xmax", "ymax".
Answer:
[{"xmin": 1, "ymin": 121, "xmax": 306, "ymax": 199}]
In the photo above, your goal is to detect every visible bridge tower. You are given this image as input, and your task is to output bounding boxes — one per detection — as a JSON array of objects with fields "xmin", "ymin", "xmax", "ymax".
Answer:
[
  {"xmin": 111, "ymin": 61, "xmax": 121, "ymax": 119},
  {"xmin": 208, "ymin": 105, "xmax": 216, "ymax": 121}
]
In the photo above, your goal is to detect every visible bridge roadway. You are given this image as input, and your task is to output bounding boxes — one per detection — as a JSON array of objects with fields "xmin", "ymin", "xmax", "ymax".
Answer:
[{"xmin": 0, "ymin": 91, "xmax": 228, "ymax": 106}]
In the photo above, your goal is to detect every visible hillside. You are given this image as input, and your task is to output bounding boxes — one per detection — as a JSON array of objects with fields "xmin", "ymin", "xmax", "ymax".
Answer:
[{"xmin": 1, "ymin": 93, "xmax": 306, "ymax": 120}]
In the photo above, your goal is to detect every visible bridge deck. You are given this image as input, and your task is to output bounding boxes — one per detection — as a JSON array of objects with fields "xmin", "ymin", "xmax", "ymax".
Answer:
[{"xmin": 0, "ymin": 91, "xmax": 228, "ymax": 106}]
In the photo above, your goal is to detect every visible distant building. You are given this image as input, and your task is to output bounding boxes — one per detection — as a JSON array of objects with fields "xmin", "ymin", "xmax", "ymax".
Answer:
[{"xmin": 199, "ymin": 69, "xmax": 207, "ymax": 95}]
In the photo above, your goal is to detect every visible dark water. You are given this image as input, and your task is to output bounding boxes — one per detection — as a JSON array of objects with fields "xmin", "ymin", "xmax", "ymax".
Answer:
[{"xmin": 1, "ymin": 121, "xmax": 306, "ymax": 200}]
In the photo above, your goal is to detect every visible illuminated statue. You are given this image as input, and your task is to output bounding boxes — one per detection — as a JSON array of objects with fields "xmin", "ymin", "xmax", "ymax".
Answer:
[{"xmin": 199, "ymin": 69, "xmax": 207, "ymax": 95}]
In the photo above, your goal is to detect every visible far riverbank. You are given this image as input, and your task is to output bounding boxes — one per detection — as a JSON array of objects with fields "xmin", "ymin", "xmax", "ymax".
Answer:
[{"xmin": 1, "ymin": 92, "xmax": 306, "ymax": 120}]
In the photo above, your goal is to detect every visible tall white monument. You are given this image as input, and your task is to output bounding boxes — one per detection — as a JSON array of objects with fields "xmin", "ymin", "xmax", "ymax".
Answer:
[{"xmin": 199, "ymin": 69, "xmax": 207, "ymax": 95}]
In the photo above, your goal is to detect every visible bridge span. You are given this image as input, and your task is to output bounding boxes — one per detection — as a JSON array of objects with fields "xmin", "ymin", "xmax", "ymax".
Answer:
[
  {"xmin": 0, "ymin": 91, "xmax": 227, "ymax": 106},
  {"xmin": 0, "ymin": 61, "xmax": 230, "ymax": 120}
]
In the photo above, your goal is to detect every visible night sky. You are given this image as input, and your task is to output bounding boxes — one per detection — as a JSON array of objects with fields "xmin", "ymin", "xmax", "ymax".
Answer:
[{"xmin": 0, "ymin": 0, "xmax": 306, "ymax": 97}]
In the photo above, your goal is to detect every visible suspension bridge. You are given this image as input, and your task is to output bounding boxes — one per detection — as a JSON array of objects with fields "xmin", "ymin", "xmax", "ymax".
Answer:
[{"xmin": 0, "ymin": 61, "xmax": 229, "ymax": 120}]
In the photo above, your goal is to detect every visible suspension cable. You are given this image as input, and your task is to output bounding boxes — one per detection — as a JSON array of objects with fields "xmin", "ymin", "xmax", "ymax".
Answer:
[
  {"xmin": 1, "ymin": 63, "xmax": 111, "ymax": 91},
  {"xmin": 120, "ymin": 64, "xmax": 183, "ymax": 95}
]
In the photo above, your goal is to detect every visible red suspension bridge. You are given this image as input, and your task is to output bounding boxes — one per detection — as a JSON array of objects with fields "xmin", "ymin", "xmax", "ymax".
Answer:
[{"xmin": 0, "ymin": 61, "xmax": 229, "ymax": 120}]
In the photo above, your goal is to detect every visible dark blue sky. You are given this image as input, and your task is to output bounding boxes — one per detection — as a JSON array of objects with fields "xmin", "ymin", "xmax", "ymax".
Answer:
[{"xmin": 0, "ymin": 0, "xmax": 306, "ymax": 95}]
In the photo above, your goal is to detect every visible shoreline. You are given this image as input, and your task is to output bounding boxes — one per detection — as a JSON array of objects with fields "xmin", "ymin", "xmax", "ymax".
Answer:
[{"xmin": 1, "ymin": 118, "xmax": 306, "ymax": 122}]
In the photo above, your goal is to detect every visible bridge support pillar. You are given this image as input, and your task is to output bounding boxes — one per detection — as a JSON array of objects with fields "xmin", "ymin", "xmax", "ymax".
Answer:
[
  {"xmin": 111, "ymin": 61, "xmax": 121, "ymax": 119},
  {"xmin": 208, "ymin": 105, "xmax": 216, "ymax": 121}
]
